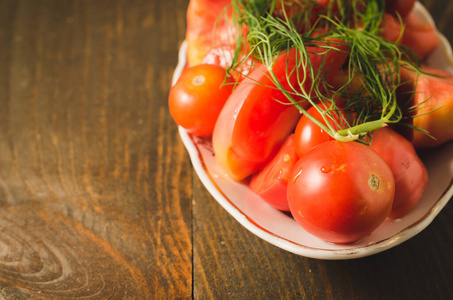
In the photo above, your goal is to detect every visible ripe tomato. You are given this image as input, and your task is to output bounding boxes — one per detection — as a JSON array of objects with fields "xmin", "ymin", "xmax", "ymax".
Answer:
[
  {"xmin": 294, "ymin": 105, "xmax": 335, "ymax": 157},
  {"xmin": 370, "ymin": 127, "xmax": 428, "ymax": 219},
  {"xmin": 186, "ymin": 0, "xmax": 234, "ymax": 67},
  {"xmin": 401, "ymin": 12, "xmax": 438, "ymax": 60},
  {"xmin": 249, "ymin": 134, "xmax": 298, "ymax": 211},
  {"xmin": 168, "ymin": 64, "xmax": 235, "ymax": 137},
  {"xmin": 398, "ymin": 65, "xmax": 453, "ymax": 148},
  {"xmin": 287, "ymin": 141, "xmax": 395, "ymax": 244},
  {"xmin": 212, "ymin": 50, "xmax": 303, "ymax": 181},
  {"xmin": 213, "ymin": 41, "xmax": 349, "ymax": 181}
]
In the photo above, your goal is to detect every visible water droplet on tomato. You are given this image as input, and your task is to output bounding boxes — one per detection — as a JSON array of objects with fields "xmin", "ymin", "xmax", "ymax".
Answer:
[
  {"xmin": 321, "ymin": 165, "xmax": 331, "ymax": 173},
  {"xmin": 292, "ymin": 169, "xmax": 303, "ymax": 184}
]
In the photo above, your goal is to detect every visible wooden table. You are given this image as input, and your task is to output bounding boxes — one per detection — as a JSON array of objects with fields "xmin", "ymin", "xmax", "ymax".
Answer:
[{"xmin": 1, "ymin": 1, "xmax": 452, "ymax": 299}]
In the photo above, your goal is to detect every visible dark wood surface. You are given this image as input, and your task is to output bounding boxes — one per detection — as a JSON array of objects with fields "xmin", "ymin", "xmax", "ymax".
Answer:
[{"xmin": 1, "ymin": 1, "xmax": 453, "ymax": 299}]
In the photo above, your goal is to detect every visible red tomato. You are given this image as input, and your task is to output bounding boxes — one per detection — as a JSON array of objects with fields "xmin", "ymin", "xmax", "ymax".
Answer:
[
  {"xmin": 380, "ymin": 13, "xmax": 403, "ymax": 43},
  {"xmin": 212, "ymin": 50, "xmax": 303, "ymax": 181},
  {"xmin": 249, "ymin": 134, "xmax": 298, "ymax": 211},
  {"xmin": 213, "ymin": 41, "xmax": 349, "ymax": 181},
  {"xmin": 287, "ymin": 141, "xmax": 395, "ymax": 244},
  {"xmin": 169, "ymin": 64, "xmax": 235, "ymax": 137},
  {"xmin": 398, "ymin": 65, "xmax": 453, "ymax": 148},
  {"xmin": 294, "ymin": 105, "xmax": 337, "ymax": 157},
  {"xmin": 186, "ymin": 0, "xmax": 234, "ymax": 67},
  {"xmin": 370, "ymin": 127, "xmax": 428, "ymax": 219},
  {"xmin": 401, "ymin": 12, "xmax": 438, "ymax": 60}
]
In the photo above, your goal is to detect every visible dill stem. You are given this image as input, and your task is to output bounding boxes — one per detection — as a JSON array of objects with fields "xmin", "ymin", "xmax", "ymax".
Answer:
[{"xmin": 336, "ymin": 119, "xmax": 387, "ymax": 141}]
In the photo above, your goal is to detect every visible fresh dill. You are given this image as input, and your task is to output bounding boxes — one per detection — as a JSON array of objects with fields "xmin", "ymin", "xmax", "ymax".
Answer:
[{"xmin": 222, "ymin": 0, "xmax": 426, "ymax": 143}]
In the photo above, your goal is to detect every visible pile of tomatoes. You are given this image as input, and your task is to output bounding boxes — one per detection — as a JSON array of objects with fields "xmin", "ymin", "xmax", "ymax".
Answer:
[
  {"xmin": 169, "ymin": 62, "xmax": 428, "ymax": 244},
  {"xmin": 168, "ymin": 0, "xmax": 439, "ymax": 244}
]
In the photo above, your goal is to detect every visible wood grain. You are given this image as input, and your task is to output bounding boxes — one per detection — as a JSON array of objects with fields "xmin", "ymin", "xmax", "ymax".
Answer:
[
  {"xmin": 191, "ymin": 0, "xmax": 453, "ymax": 299},
  {"xmin": 0, "ymin": 0, "xmax": 191, "ymax": 298},
  {"xmin": 0, "ymin": 0, "xmax": 453, "ymax": 299}
]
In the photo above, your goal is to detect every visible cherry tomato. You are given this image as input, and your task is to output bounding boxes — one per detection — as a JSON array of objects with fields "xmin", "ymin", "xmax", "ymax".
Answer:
[
  {"xmin": 169, "ymin": 64, "xmax": 235, "ymax": 137},
  {"xmin": 398, "ymin": 65, "xmax": 453, "ymax": 148},
  {"xmin": 287, "ymin": 141, "xmax": 395, "ymax": 244},
  {"xmin": 249, "ymin": 134, "xmax": 298, "ymax": 211},
  {"xmin": 212, "ymin": 50, "xmax": 303, "ymax": 181},
  {"xmin": 294, "ymin": 105, "xmax": 334, "ymax": 157},
  {"xmin": 370, "ymin": 127, "xmax": 428, "ymax": 219},
  {"xmin": 380, "ymin": 13, "xmax": 403, "ymax": 43}
]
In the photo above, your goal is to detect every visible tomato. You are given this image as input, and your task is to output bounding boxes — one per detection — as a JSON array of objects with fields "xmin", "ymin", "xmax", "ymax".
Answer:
[
  {"xmin": 380, "ymin": 13, "xmax": 403, "ymax": 43},
  {"xmin": 212, "ymin": 58, "xmax": 301, "ymax": 181},
  {"xmin": 377, "ymin": 8, "xmax": 437, "ymax": 61},
  {"xmin": 249, "ymin": 134, "xmax": 298, "ymax": 211},
  {"xmin": 186, "ymin": 0, "xmax": 234, "ymax": 67},
  {"xmin": 294, "ymin": 104, "xmax": 337, "ymax": 157},
  {"xmin": 287, "ymin": 141, "xmax": 395, "ymax": 244},
  {"xmin": 398, "ymin": 65, "xmax": 453, "ymax": 148},
  {"xmin": 213, "ymin": 42, "xmax": 349, "ymax": 181},
  {"xmin": 370, "ymin": 127, "xmax": 428, "ymax": 219},
  {"xmin": 169, "ymin": 64, "xmax": 235, "ymax": 137},
  {"xmin": 401, "ymin": 12, "xmax": 438, "ymax": 60}
]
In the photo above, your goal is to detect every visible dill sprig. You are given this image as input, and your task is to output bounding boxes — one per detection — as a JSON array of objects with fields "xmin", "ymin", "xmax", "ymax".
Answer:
[{"xmin": 226, "ymin": 0, "xmax": 425, "ymax": 143}]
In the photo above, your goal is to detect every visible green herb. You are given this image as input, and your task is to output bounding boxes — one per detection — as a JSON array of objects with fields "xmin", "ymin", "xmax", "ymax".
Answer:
[{"xmin": 224, "ymin": 0, "xmax": 426, "ymax": 143}]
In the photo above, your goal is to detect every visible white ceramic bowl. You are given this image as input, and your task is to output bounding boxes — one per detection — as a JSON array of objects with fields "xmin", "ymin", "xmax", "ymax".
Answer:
[{"xmin": 172, "ymin": 2, "xmax": 453, "ymax": 260}]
